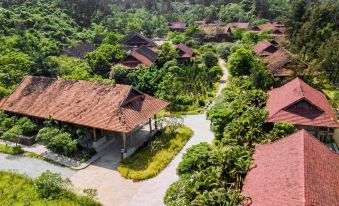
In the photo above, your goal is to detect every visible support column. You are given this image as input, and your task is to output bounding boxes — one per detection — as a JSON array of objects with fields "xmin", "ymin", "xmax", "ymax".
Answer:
[
  {"xmin": 149, "ymin": 118, "xmax": 152, "ymax": 133},
  {"xmin": 154, "ymin": 114, "xmax": 158, "ymax": 130},
  {"xmin": 121, "ymin": 133, "xmax": 127, "ymax": 159},
  {"xmin": 93, "ymin": 128, "xmax": 97, "ymax": 142}
]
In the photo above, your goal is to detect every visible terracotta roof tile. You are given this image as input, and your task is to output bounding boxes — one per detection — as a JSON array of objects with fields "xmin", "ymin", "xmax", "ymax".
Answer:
[
  {"xmin": 169, "ymin": 22, "xmax": 187, "ymax": 30},
  {"xmin": 176, "ymin": 43, "xmax": 194, "ymax": 58},
  {"xmin": 264, "ymin": 48, "xmax": 294, "ymax": 76},
  {"xmin": 267, "ymin": 78, "xmax": 338, "ymax": 127},
  {"xmin": 242, "ymin": 130, "xmax": 339, "ymax": 206},
  {"xmin": 253, "ymin": 40, "xmax": 278, "ymax": 56},
  {"xmin": 0, "ymin": 76, "xmax": 168, "ymax": 133}
]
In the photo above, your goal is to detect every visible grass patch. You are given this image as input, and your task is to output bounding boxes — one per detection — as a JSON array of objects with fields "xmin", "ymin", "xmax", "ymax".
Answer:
[
  {"xmin": 0, "ymin": 171, "xmax": 101, "ymax": 206},
  {"xmin": 118, "ymin": 126, "xmax": 194, "ymax": 180},
  {"xmin": 0, "ymin": 144, "xmax": 24, "ymax": 155}
]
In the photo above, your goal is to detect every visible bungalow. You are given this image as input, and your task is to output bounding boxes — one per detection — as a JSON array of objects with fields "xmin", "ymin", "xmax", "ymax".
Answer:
[
  {"xmin": 193, "ymin": 20, "xmax": 207, "ymax": 26},
  {"xmin": 224, "ymin": 22, "xmax": 251, "ymax": 34},
  {"xmin": 242, "ymin": 130, "xmax": 339, "ymax": 206},
  {"xmin": 119, "ymin": 45, "xmax": 157, "ymax": 69},
  {"xmin": 0, "ymin": 76, "xmax": 168, "ymax": 157},
  {"xmin": 120, "ymin": 31, "xmax": 157, "ymax": 51},
  {"xmin": 264, "ymin": 48, "xmax": 295, "ymax": 77},
  {"xmin": 267, "ymin": 78, "xmax": 339, "ymax": 144},
  {"xmin": 169, "ymin": 22, "xmax": 187, "ymax": 31},
  {"xmin": 175, "ymin": 43, "xmax": 194, "ymax": 60},
  {"xmin": 253, "ymin": 40, "xmax": 278, "ymax": 57}
]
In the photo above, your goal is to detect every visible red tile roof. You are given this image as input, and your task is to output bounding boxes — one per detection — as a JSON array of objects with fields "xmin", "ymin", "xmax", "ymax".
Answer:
[
  {"xmin": 0, "ymin": 76, "xmax": 169, "ymax": 133},
  {"xmin": 169, "ymin": 22, "xmax": 187, "ymax": 30},
  {"xmin": 264, "ymin": 48, "xmax": 294, "ymax": 76},
  {"xmin": 121, "ymin": 45, "xmax": 158, "ymax": 69},
  {"xmin": 175, "ymin": 43, "xmax": 194, "ymax": 58},
  {"xmin": 253, "ymin": 40, "xmax": 278, "ymax": 56},
  {"xmin": 242, "ymin": 130, "xmax": 339, "ymax": 206},
  {"xmin": 267, "ymin": 78, "xmax": 338, "ymax": 127}
]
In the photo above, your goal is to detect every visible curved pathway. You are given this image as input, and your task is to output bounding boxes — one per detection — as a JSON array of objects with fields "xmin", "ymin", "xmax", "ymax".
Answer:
[{"xmin": 0, "ymin": 153, "xmax": 75, "ymax": 178}]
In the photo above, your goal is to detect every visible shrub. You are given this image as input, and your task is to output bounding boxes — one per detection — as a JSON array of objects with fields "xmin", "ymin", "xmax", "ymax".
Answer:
[
  {"xmin": 208, "ymin": 66, "xmax": 223, "ymax": 81},
  {"xmin": 203, "ymin": 51, "xmax": 218, "ymax": 68},
  {"xmin": 177, "ymin": 143, "xmax": 213, "ymax": 176},
  {"xmin": 228, "ymin": 48, "xmax": 255, "ymax": 76},
  {"xmin": 198, "ymin": 99, "xmax": 206, "ymax": 107},
  {"xmin": 264, "ymin": 123, "xmax": 297, "ymax": 143},
  {"xmin": 36, "ymin": 127, "xmax": 77, "ymax": 156},
  {"xmin": 35, "ymin": 171, "xmax": 70, "ymax": 199},
  {"xmin": 0, "ymin": 144, "xmax": 24, "ymax": 155},
  {"xmin": 175, "ymin": 96, "xmax": 195, "ymax": 106},
  {"xmin": 47, "ymin": 132, "xmax": 77, "ymax": 156}
]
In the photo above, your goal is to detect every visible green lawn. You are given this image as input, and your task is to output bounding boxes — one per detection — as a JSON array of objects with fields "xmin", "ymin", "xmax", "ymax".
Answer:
[
  {"xmin": 118, "ymin": 126, "xmax": 193, "ymax": 180},
  {"xmin": 0, "ymin": 171, "xmax": 101, "ymax": 206}
]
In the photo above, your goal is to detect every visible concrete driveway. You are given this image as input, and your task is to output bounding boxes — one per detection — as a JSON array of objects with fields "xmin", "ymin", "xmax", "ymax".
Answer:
[{"xmin": 0, "ymin": 153, "xmax": 75, "ymax": 178}]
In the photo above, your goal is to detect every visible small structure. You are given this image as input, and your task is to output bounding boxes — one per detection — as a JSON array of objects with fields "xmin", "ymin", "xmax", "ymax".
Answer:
[
  {"xmin": 175, "ymin": 43, "xmax": 194, "ymax": 60},
  {"xmin": 242, "ymin": 130, "xmax": 339, "ymax": 206},
  {"xmin": 267, "ymin": 77, "xmax": 339, "ymax": 143},
  {"xmin": 224, "ymin": 22, "xmax": 251, "ymax": 34},
  {"xmin": 120, "ymin": 31, "xmax": 157, "ymax": 51},
  {"xmin": 253, "ymin": 40, "xmax": 278, "ymax": 56},
  {"xmin": 264, "ymin": 48, "xmax": 295, "ymax": 77},
  {"xmin": 63, "ymin": 43, "xmax": 96, "ymax": 59},
  {"xmin": 119, "ymin": 45, "xmax": 158, "ymax": 69},
  {"xmin": 0, "ymin": 76, "xmax": 168, "ymax": 157},
  {"xmin": 169, "ymin": 22, "xmax": 187, "ymax": 31},
  {"xmin": 194, "ymin": 20, "xmax": 207, "ymax": 26}
]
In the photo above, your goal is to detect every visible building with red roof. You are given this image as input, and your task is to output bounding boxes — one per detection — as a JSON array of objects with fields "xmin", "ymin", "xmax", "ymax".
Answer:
[
  {"xmin": 175, "ymin": 43, "xmax": 194, "ymax": 60},
  {"xmin": 267, "ymin": 78, "xmax": 338, "ymax": 143},
  {"xmin": 119, "ymin": 45, "xmax": 158, "ymax": 69},
  {"xmin": 0, "ymin": 76, "xmax": 168, "ymax": 154},
  {"xmin": 253, "ymin": 40, "xmax": 278, "ymax": 56},
  {"xmin": 169, "ymin": 22, "xmax": 187, "ymax": 31},
  {"xmin": 264, "ymin": 48, "xmax": 295, "ymax": 77},
  {"xmin": 242, "ymin": 130, "xmax": 339, "ymax": 206},
  {"xmin": 120, "ymin": 31, "xmax": 157, "ymax": 51}
]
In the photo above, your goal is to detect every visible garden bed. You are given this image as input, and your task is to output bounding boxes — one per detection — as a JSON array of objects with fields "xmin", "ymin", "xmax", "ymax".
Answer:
[{"xmin": 118, "ymin": 125, "xmax": 193, "ymax": 180}]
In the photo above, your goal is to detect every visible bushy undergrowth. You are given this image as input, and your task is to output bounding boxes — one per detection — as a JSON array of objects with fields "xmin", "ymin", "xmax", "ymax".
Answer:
[
  {"xmin": 0, "ymin": 171, "xmax": 101, "ymax": 206},
  {"xmin": 0, "ymin": 111, "xmax": 37, "ymax": 143},
  {"xmin": 0, "ymin": 144, "xmax": 24, "ymax": 155},
  {"xmin": 36, "ymin": 127, "xmax": 77, "ymax": 156},
  {"xmin": 118, "ymin": 125, "xmax": 193, "ymax": 180}
]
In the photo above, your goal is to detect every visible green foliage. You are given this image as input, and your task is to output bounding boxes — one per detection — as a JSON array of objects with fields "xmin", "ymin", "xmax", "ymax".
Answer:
[
  {"xmin": 86, "ymin": 43, "xmax": 125, "ymax": 72},
  {"xmin": 219, "ymin": 3, "xmax": 248, "ymax": 23},
  {"xmin": 177, "ymin": 142, "xmax": 213, "ymax": 176},
  {"xmin": 0, "ymin": 144, "xmax": 24, "ymax": 155},
  {"xmin": 265, "ymin": 123, "xmax": 298, "ymax": 143},
  {"xmin": 118, "ymin": 126, "xmax": 193, "ymax": 180},
  {"xmin": 228, "ymin": 48, "xmax": 255, "ymax": 76},
  {"xmin": 35, "ymin": 171, "xmax": 70, "ymax": 199},
  {"xmin": 202, "ymin": 51, "xmax": 218, "ymax": 68},
  {"xmin": 209, "ymin": 66, "xmax": 223, "ymax": 81},
  {"xmin": 286, "ymin": 0, "xmax": 339, "ymax": 84},
  {"xmin": 0, "ymin": 51, "xmax": 34, "ymax": 88},
  {"xmin": 36, "ymin": 127, "xmax": 77, "ymax": 156},
  {"xmin": 0, "ymin": 171, "xmax": 101, "ymax": 206},
  {"xmin": 241, "ymin": 31, "xmax": 260, "ymax": 45}
]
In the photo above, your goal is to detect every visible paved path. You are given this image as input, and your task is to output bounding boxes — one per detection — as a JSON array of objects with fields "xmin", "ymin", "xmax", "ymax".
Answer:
[{"xmin": 0, "ymin": 153, "xmax": 75, "ymax": 178}]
